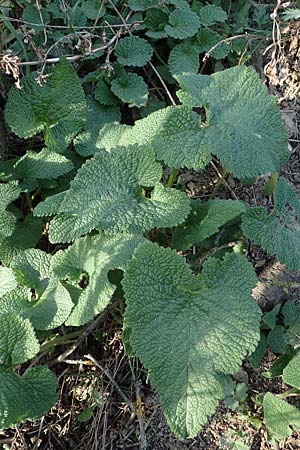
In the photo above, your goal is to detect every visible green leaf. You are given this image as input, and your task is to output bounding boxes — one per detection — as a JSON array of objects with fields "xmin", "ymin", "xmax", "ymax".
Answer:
[
  {"xmin": 198, "ymin": 4, "xmax": 227, "ymax": 26},
  {"xmin": 74, "ymin": 97, "xmax": 120, "ymax": 157},
  {"xmin": 263, "ymin": 350, "xmax": 296, "ymax": 378},
  {"xmin": 283, "ymin": 300, "xmax": 300, "ymax": 328},
  {"xmin": 242, "ymin": 178, "xmax": 300, "ymax": 270},
  {"xmin": 114, "ymin": 36, "xmax": 153, "ymax": 67},
  {"xmin": 14, "ymin": 148, "xmax": 74, "ymax": 181},
  {"xmin": 101, "ymin": 106, "xmax": 211, "ymax": 169},
  {"xmin": 282, "ymin": 8, "xmax": 300, "ymax": 21},
  {"xmin": 128, "ymin": 0, "xmax": 160, "ymax": 10},
  {"xmin": 5, "ymin": 59, "xmax": 86, "ymax": 150},
  {"xmin": 0, "ymin": 314, "xmax": 39, "ymax": 366},
  {"xmin": 263, "ymin": 304, "xmax": 281, "ymax": 330},
  {"xmin": 0, "ymin": 214, "xmax": 43, "ymax": 266},
  {"xmin": 145, "ymin": 8, "xmax": 169, "ymax": 38},
  {"xmin": 168, "ymin": 43, "xmax": 200, "ymax": 75},
  {"xmin": 0, "ymin": 366, "xmax": 57, "ymax": 430},
  {"xmin": 267, "ymin": 326, "xmax": 289, "ymax": 354},
  {"xmin": 23, "ymin": 3, "xmax": 50, "ymax": 29},
  {"xmin": 36, "ymin": 146, "xmax": 190, "ymax": 243},
  {"xmin": 175, "ymin": 73, "xmax": 212, "ymax": 106},
  {"xmin": 0, "ymin": 182, "xmax": 21, "ymax": 239},
  {"xmin": 0, "ymin": 246, "xmax": 73, "ymax": 329},
  {"xmin": 0, "ymin": 267, "xmax": 17, "ymax": 297},
  {"xmin": 283, "ymin": 354, "xmax": 300, "ymax": 389},
  {"xmin": 94, "ymin": 79, "xmax": 119, "ymax": 106},
  {"xmin": 11, "ymin": 249, "xmax": 51, "ymax": 290},
  {"xmin": 263, "ymin": 392, "xmax": 300, "ymax": 441},
  {"xmin": 111, "ymin": 73, "xmax": 148, "ymax": 107},
  {"xmin": 104, "ymin": 66, "xmax": 287, "ymax": 176},
  {"xmin": 232, "ymin": 441, "xmax": 249, "ymax": 450},
  {"xmin": 177, "ymin": 66, "xmax": 289, "ymax": 178},
  {"xmin": 123, "ymin": 242, "xmax": 260, "ymax": 438},
  {"xmin": 165, "ymin": 6, "xmax": 200, "ymax": 39},
  {"xmin": 172, "ymin": 199, "xmax": 246, "ymax": 250},
  {"xmin": 81, "ymin": 0, "xmax": 106, "ymax": 19},
  {"xmin": 51, "ymin": 232, "xmax": 144, "ymax": 326},
  {"xmin": 248, "ymin": 333, "xmax": 267, "ymax": 368},
  {"xmin": 197, "ymin": 28, "xmax": 230, "ymax": 59},
  {"xmin": 0, "ymin": 283, "xmax": 73, "ymax": 330}
]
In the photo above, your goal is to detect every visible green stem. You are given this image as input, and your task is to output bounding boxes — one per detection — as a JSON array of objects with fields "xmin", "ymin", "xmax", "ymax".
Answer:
[
  {"xmin": 212, "ymin": 169, "xmax": 228, "ymax": 195},
  {"xmin": 260, "ymin": 171, "xmax": 278, "ymax": 195},
  {"xmin": 25, "ymin": 191, "xmax": 33, "ymax": 211},
  {"xmin": 278, "ymin": 387, "xmax": 300, "ymax": 399},
  {"xmin": 166, "ymin": 168, "xmax": 178, "ymax": 188},
  {"xmin": 153, "ymin": 49, "xmax": 169, "ymax": 68},
  {"xmin": 31, "ymin": 186, "xmax": 42, "ymax": 201},
  {"xmin": 39, "ymin": 329, "xmax": 84, "ymax": 353}
]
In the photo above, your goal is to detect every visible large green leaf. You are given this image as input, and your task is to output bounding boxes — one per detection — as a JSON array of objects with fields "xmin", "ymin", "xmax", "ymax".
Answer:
[
  {"xmin": 51, "ymin": 233, "xmax": 144, "ymax": 326},
  {"xmin": 263, "ymin": 393, "xmax": 300, "ymax": 441},
  {"xmin": 0, "ymin": 366, "xmax": 57, "ymax": 430},
  {"xmin": 123, "ymin": 242, "xmax": 260, "ymax": 438},
  {"xmin": 177, "ymin": 66, "xmax": 289, "ymax": 177},
  {"xmin": 35, "ymin": 146, "xmax": 190, "ymax": 243},
  {"xmin": 5, "ymin": 59, "xmax": 86, "ymax": 150},
  {"xmin": 242, "ymin": 177, "xmax": 300, "ymax": 270},
  {"xmin": 93, "ymin": 67, "xmax": 287, "ymax": 176},
  {"xmin": 0, "ymin": 314, "xmax": 39, "ymax": 366}
]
